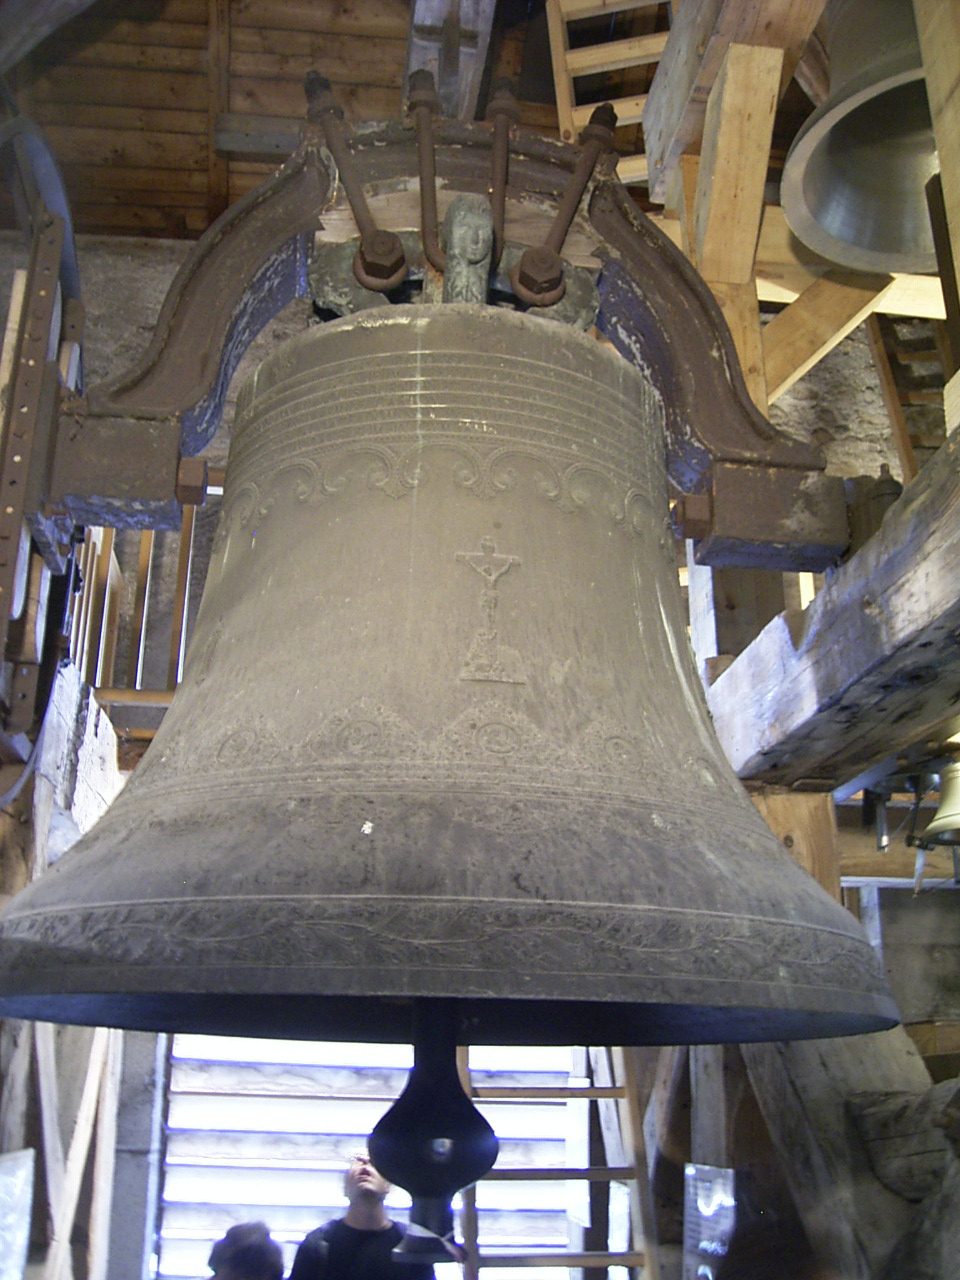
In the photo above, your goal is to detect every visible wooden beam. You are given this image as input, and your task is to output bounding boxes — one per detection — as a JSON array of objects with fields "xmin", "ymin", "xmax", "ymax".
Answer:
[
  {"xmin": 751, "ymin": 790, "xmax": 841, "ymax": 900},
  {"xmin": 762, "ymin": 271, "xmax": 894, "ymax": 401},
  {"xmin": 706, "ymin": 428, "xmax": 960, "ymax": 787},
  {"xmin": 864, "ymin": 316, "xmax": 919, "ymax": 483},
  {"xmin": 649, "ymin": 207, "xmax": 946, "ymax": 318},
  {"xmin": 741, "ymin": 1031, "xmax": 930, "ymax": 1277},
  {"xmin": 694, "ymin": 43, "xmax": 783, "ymax": 284},
  {"xmin": 643, "ymin": 0, "xmax": 825, "ymax": 200},
  {"xmin": 913, "ymin": 1, "xmax": 960, "ymax": 302},
  {"xmin": 207, "ymin": 0, "xmax": 231, "ymax": 223}
]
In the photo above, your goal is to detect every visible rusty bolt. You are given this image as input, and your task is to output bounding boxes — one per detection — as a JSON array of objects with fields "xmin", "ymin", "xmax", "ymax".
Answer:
[
  {"xmin": 407, "ymin": 68, "xmax": 440, "ymax": 113},
  {"xmin": 358, "ymin": 229, "xmax": 406, "ymax": 282},
  {"xmin": 486, "ymin": 78, "xmax": 521, "ymax": 123},
  {"xmin": 516, "ymin": 246, "xmax": 564, "ymax": 298},
  {"xmin": 176, "ymin": 456, "xmax": 208, "ymax": 507}
]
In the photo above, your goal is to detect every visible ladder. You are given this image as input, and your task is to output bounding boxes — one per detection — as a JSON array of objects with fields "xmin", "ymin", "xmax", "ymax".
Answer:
[
  {"xmin": 456, "ymin": 1046, "xmax": 658, "ymax": 1274},
  {"xmin": 545, "ymin": 0, "xmax": 668, "ymax": 186}
]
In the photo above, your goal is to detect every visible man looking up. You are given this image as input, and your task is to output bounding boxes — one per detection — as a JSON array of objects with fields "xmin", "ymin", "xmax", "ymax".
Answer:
[{"xmin": 289, "ymin": 1153, "xmax": 437, "ymax": 1280}]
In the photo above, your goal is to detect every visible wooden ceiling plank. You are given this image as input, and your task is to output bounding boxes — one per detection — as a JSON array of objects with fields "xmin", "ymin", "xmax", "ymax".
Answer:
[
  {"xmin": 207, "ymin": 0, "xmax": 232, "ymax": 222},
  {"xmin": 706, "ymin": 428, "xmax": 960, "ymax": 787},
  {"xmin": 560, "ymin": 0, "xmax": 661, "ymax": 19},
  {"xmin": 228, "ymin": 77, "xmax": 399, "ymax": 120},
  {"xmin": 693, "ymin": 42, "xmax": 782, "ymax": 284},
  {"xmin": 762, "ymin": 272, "xmax": 895, "ymax": 402},
  {"xmin": 233, "ymin": 0, "xmax": 410, "ymax": 41},
  {"xmin": 28, "ymin": 65, "xmax": 208, "ymax": 111},
  {"xmin": 34, "ymin": 39, "xmax": 206, "ymax": 72},
  {"xmin": 41, "ymin": 125, "xmax": 208, "ymax": 172},
  {"xmin": 643, "ymin": 0, "xmax": 826, "ymax": 201},
  {"xmin": 59, "ymin": 164, "xmax": 210, "ymax": 194},
  {"xmin": 230, "ymin": 46, "xmax": 405, "ymax": 89},
  {"xmin": 33, "ymin": 103, "xmax": 207, "ymax": 135},
  {"xmin": 59, "ymin": 17, "xmax": 208, "ymax": 48}
]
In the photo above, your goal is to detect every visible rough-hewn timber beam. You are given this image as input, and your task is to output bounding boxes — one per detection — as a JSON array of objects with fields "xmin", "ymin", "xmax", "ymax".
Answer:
[{"xmin": 706, "ymin": 428, "xmax": 960, "ymax": 789}]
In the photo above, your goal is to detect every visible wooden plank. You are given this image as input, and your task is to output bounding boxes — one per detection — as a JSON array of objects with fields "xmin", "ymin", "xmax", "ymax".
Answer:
[
  {"xmin": 913, "ymin": 0, "xmax": 960, "ymax": 303},
  {"xmin": 34, "ymin": 1023, "xmax": 67, "ymax": 1230},
  {"xmin": 34, "ymin": 38, "xmax": 206, "ymax": 72},
  {"xmin": 762, "ymin": 271, "xmax": 894, "ymax": 401},
  {"xmin": 864, "ymin": 316, "xmax": 919, "ymax": 483},
  {"xmin": 689, "ymin": 1045, "xmax": 746, "ymax": 1166},
  {"xmin": 565, "ymin": 31, "xmax": 667, "ymax": 76},
  {"xmin": 614, "ymin": 153, "xmax": 649, "ymax": 185},
  {"xmin": 61, "ymin": 16, "xmax": 207, "ymax": 47},
  {"xmin": 572, "ymin": 94, "xmax": 647, "ymax": 130},
  {"xmin": 613, "ymin": 1047, "xmax": 664, "ymax": 1280},
  {"xmin": 546, "ymin": 0, "xmax": 577, "ymax": 144},
  {"xmin": 706, "ymin": 427, "xmax": 960, "ymax": 786},
  {"xmin": 643, "ymin": 0, "xmax": 825, "ymax": 200},
  {"xmin": 560, "ymin": 0, "xmax": 660, "ymax": 18},
  {"xmin": 33, "ymin": 101, "xmax": 206, "ymax": 135},
  {"xmin": 59, "ymin": 163, "xmax": 209, "ymax": 193},
  {"xmin": 709, "ymin": 280, "xmax": 767, "ymax": 407},
  {"xmin": 207, "ymin": 0, "xmax": 231, "ymax": 222},
  {"xmin": 40, "ymin": 125, "xmax": 207, "ymax": 170},
  {"xmin": 87, "ymin": 1030, "xmax": 123, "ymax": 1280},
  {"xmin": 70, "ymin": 205, "xmax": 210, "ymax": 236},
  {"xmin": 228, "ymin": 76, "xmax": 399, "ymax": 120},
  {"xmin": 230, "ymin": 41, "xmax": 405, "ymax": 87},
  {"xmin": 648, "ymin": 205, "xmax": 946, "ymax": 317},
  {"xmin": 906, "ymin": 1022, "xmax": 960, "ymax": 1058},
  {"xmin": 694, "ymin": 43, "xmax": 782, "ymax": 283},
  {"xmin": 232, "ymin": 0, "xmax": 409, "ymax": 41},
  {"xmin": 751, "ymin": 790, "xmax": 841, "ymax": 900},
  {"xmin": 478, "ymin": 1252, "xmax": 646, "ymax": 1268},
  {"xmin": 44, "ymin": 1028, "xmax": 110, "ymax": 1280},
  {"xmin": 26, "ymin": 64, "xmax": 207, "ymax": 109}
]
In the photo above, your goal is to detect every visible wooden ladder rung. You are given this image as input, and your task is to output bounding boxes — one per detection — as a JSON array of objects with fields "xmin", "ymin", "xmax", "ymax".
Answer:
[
  {"xmin": 478, "ymin": 1252, "xmax": 646, "ymax": 1269},
  {"xmin": 572, "ymin": 93, "xmax": 647, "ymax": 130},
  {"xmin": 485, "ymin": 1166, "xmax": 634, "ymax": 1181},
  {"xmin": 558, "ymin": 0, "xmax": 660, "ymax": 20},
  {"xmin": 615, "ymin": 153, "xmax": 649, "ymax": 184},
  {"xmin": 565, "ymin": 30, "xmax": 667, "ymax": 77}
]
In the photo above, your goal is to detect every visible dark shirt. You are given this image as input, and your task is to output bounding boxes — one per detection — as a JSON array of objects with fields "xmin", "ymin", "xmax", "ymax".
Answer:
[{"xmin": 288, "ymin": 1219, "xmax": 435, "ymax": 1280}]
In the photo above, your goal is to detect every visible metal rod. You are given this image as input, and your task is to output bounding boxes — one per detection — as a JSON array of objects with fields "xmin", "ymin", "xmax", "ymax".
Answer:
[
  {"xmin": 485, "ymin": 80, "xmax": 519, "ymax": 269},
  {"xmin": 305, "ymin": 72, "xmax": 406, "ymax": 292},
  {"xmin": 409, "ymin": 70, "xmax": 445, "ymax": 272},
  {"xmin": 512, "ymin": 103, "xmax": 617, "ymax": 307}
]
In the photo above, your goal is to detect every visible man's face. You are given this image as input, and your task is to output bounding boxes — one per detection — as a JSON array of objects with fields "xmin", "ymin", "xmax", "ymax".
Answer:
[{"xmin": 344, "ymin": 1152, "xmax": 391, "ymax": 1202}]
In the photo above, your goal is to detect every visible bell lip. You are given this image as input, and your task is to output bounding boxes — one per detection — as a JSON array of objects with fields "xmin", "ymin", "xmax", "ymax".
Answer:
[
  {"xmin": 780, "ymin": 57, "xmax": 936, "ymax": 275},
  {"xmin": 0, "ymin": 990, "xmax": 900, "ymax": 1046}
]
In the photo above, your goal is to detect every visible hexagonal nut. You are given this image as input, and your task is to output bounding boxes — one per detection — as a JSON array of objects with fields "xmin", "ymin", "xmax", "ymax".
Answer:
[
  {"xmin": 359, "ymin": 230, "xmax": 406, "ymax": 281},
  {"xmin": 516, "ymin": 246, "xmax": 564, "ymax": 297}
]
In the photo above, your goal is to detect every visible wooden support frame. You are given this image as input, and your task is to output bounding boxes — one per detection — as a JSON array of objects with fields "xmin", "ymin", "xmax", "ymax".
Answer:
[
  {"xmin": 763, "ymin": 271, "xmax": 895, "ymax": 402},
  {"xmin": 707, "ymin": 426, "xmax": 960, "ymax": 787}
]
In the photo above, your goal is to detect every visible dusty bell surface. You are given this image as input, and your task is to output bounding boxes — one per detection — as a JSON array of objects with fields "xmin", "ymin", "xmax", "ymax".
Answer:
[{"xmin": 0, "ymin": 305, "xmax": 897, "ymax": 1042}]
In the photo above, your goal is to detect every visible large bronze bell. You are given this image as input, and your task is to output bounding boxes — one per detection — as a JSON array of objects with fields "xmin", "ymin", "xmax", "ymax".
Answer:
[
  {"xmin": 0, "ymin": 305, "xmax": 896, "ymax": 1043},
  {"xmin": 781, "ymin": 0, "xmax": 937, "ymax": 273}
]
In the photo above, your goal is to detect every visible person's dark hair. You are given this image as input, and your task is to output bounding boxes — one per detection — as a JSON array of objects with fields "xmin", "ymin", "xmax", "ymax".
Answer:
[{"xmin": 208, "ymin": 1221, "xmax": 284, "ymax": 1280}]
